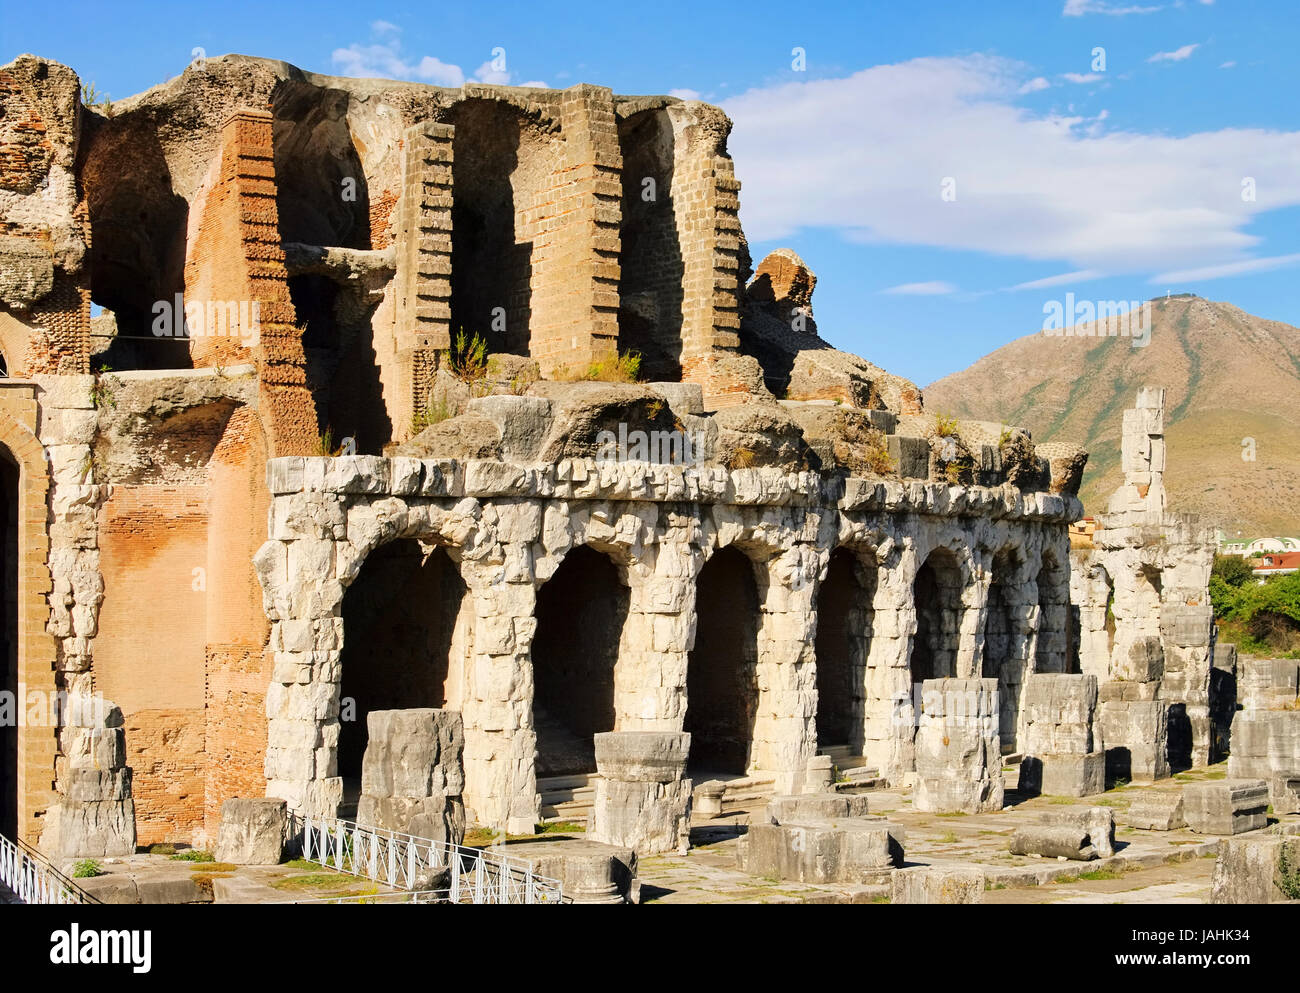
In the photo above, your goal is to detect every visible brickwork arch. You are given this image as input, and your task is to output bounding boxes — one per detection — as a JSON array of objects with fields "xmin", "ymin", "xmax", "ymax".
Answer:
[{"xmin": 0, "ymin": 402, "xmax": 57, "ymax": 844}]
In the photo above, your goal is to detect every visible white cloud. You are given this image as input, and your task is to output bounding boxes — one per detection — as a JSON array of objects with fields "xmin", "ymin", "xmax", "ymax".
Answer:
[
  {"xmin": 1063, "ymin": 0, "xmax": 1162, "ymax": 15},
  {"xmin": 881, "ymin": 281, "xmax": 957, "ymax": 295},
  {"xmin": 724, "ymin": 55, "xmax": 1300, "ymax": 280},
  {"xmin": 1148, "ymin": 43, "xmax": 1200, "ymax": 63},
  {"xmin": 1007, "ymin": 269, "xmax": 1106, "ymax": 290},
  {"xmin": 1018, "ymin": 77, "xmax": 1051, "ymax": 94},
  {"xmin": 331, "ymin": 26, "xmax": 546, "ymax": 88},
  {"xmin": 1219, "ymin": 61, "xmax": 1236, "ymax": 69},
  {"xmin": 670, "ymin": 88, "xmax": 702, "ymax": 100},
  {"xmin": 1151, "ymin": 253, "xmax": 1300, "ymax": 283},
  {"xmin": 1062, "ymin": 72, "xmax": 1104, "ymax": 84}
]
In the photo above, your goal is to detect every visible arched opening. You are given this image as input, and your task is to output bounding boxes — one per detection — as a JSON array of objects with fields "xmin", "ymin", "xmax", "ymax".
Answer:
[
  {"xmin": 0, "ymin": 447, "xmax": 17, "ymax": 839},
  {"xmin": 983, "ymin": 546, "xmax": 1024, "ymax": 748},
  {"xmin": 82, "ymin": 119, "xmax": 191, "ymax": 370},
  {"xmin": 617, "ymin": 108, "xmax": 683, "ymax": 380},
  {"xmin": 337, "ymin": 541, "xmax": 466, "ymax": 799},
  {"xmin": 531, "ymin": 546, "xmax": 629, "ymax": 777},
  {"xmin": 910, "ymin": 547, "xmax": 965, "ymax": 684},
  {"xmin": 447, "ymin": 99, "xmax": 552, "ymax": 355},
  {"xmin": 686, "ymin": 546, "xmax": 760, "ymax": 775},
  {"xmin": 1036, "ymin": 551, "xmax": 1071, "ymax": 673},
  {"xmin": 815, "ymin": 547, "xmax": 875, "ymax": 751}
]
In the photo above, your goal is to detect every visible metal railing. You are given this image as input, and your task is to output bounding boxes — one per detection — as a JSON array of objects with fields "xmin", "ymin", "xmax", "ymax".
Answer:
[
  {"xmin": 0, "ymin": 832, "xmax": 95, "ymax": 905},
  {"xmin": 290, "ymin": 815, "xmax": 563, "ymax": 905}
]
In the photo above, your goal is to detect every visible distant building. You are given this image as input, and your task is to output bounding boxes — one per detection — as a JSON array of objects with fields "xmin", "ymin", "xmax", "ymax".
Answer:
[
  {"xmin": 1216, "ymin": 532, "xmax": 1300, "ymax": 557},
  {"xmin": 1254, "ymin": 551, "xmax": 1300, "ymax": 577}
]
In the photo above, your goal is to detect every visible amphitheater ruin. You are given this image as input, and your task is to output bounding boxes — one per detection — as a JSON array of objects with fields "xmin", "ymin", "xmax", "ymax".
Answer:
[{"xmin": 0, "ymin": 53, "xmax": 1295, "ymax": 904}]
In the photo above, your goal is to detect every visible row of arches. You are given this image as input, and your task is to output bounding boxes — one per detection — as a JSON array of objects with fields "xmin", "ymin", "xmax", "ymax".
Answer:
[{"xmin": 334, "ymin": 535, "xmax": 1073, "ymax": 796}]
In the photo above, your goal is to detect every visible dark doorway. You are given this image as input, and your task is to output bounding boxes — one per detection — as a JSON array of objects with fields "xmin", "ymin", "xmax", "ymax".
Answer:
[
  {"xmin": 815, "ymin": 548, "xmax": 875, "ymax": 750},
  {"xmin": 686, "ymin": 547, "xmax": 760, "ymax": 774},
  {"xmin": 337, "ymin": 541, "xmax": 465, "ymax": 782},
  {"xmin": 910, "ymin": 548, "xmax": 964, "ymax": 684},
  {"xmin": 983, "ymin": 547, "xmax": 1023, "ymax": 748},
  {"xmin": 532, "ymin": 546, "xmax": 629, "ymax": 777}
]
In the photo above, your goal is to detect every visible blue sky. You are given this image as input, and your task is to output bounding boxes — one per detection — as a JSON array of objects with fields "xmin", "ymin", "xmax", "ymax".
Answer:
[{"xmin": 5, "ymin": 0, "xmax": 1298, "ymax": 385}]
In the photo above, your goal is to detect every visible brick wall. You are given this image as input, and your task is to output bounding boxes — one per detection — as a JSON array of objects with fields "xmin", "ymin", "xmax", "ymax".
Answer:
[
  {"xmin": 525, "ymin": 85, "xmax": 623, "ymax": 377},
  {"xmin": 185, "ymin": 109, "xmax": 316, "ymax": 457},
  {"xmin": 394, "ymin": 121, "xmax": 454, "ymax": 429}
]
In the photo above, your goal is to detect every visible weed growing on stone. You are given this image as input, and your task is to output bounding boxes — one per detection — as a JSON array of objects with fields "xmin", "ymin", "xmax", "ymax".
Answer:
[{"xmin": 72, "ymin": 859, "xmax": 102, "ymax": 878}]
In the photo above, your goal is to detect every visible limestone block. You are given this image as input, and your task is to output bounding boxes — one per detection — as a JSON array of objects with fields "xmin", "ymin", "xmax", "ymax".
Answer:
[
  {"xmin": 1020, "ymin": 673, "xmax": 1098, "ymax": 755},
  {"xmin": 1270, "ymin": 772, "xmax": 1300, "ymax": 815},
  {"xmin": 693, "ymin": 781, "xmax": 726, "ymax": 818},
  {"xmin": 357, "ymin": 709, "xmax": 466, "ymax": 846},
  {"xmin": 803, "ymin": 754, "xmax": 834, "ymax": 793},
  {"xmin": 1039, "ymin": 806, "xmax": 1116, "ymax": 858},
  {"xmin": 592, "ymin": 731, "xmax": 689, "ymax": 783},
  {"xmin": 485, "ymin": 839, "xmax": 637, "ymax": 904},
  {"xmin": 1184, "ymin": 780, "xmax": 1269, "ymax": 835},
  {"xmin": 1100, "ymin": 697, "xmax": 1169, "ymax": 782},
  {"xmin": 890, "ymin": 865, "xmax": 985, "ymax": 904},
  {"xmin": 1210, "ymin": 832, "xmax": 1300, "ymax": 904},
  {"xmin": 1120, "ymin": 791, "xmax": 1187, "ymax": 831},
  {"xmin": 42, "ymin": 798, "xmax": 136, "ymax": 859},
  {"xmin": 913, "ymin": 678, "xmax": 1002, "ymax": 814},
  {"xmin": 745, "ymin": 820, "xmax": 904, "ymax": 884},
  {"xmin": 1018, "ymin": 752, "xmax": 1106, "ymax": 797},
  {"xmin": 765, "ymin": 793, "xmax": 871, "ymax": 824},
  {"xmin": 1009, "ymin": 824, "xmax": 1097, "ymax": 861},
  {"xmin": 214, "ymin": 798, "xmax": 289, "ymax": 865},
  {"xmin": 592, "ymin": 732, "xmax": 692, "ymax": 854}
]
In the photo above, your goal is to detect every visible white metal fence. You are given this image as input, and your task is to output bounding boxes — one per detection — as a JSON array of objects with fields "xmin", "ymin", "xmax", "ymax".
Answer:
[
  {"xmin": 290, "ymin": 815, "xmax": 563, "ymax": 905},
  {"xmin": 0, "ymin": 832, "xmax": 94, "ymax": 905}
]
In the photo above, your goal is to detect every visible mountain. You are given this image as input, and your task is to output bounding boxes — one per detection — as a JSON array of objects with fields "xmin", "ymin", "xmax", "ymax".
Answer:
[{"xmin": 925, "ymin": 295, "xmax": 1300, "ymax": 538}]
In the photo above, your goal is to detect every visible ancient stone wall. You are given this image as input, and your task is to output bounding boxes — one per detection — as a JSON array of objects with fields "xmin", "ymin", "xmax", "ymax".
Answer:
[{"xmin": 255, "ymin": 454, "xmax": 1079, "ymax": 831}]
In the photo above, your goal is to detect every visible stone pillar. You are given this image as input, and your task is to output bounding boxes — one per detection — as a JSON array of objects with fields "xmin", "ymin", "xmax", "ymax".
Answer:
[
  {"xmin": 862, "ymin": 550, "xmax": 914, "ymax": 782},
  {"xmin": 357, "ymin": 709, "xmax": 465, "ymax": 846},
  {"xmin": 461, "ymin": 553, "xmax": 540, "ymax": 836},
  {"xmin": 42, "ymin": 699, "xmax": 136, "ymax": 858},
  {"xmin": 394, "ymin": 121, "xmax": 454, "ymax": 432},
  {"xmin": 1098, "ymin": 685, "xmax": 1169, "ymax": 782},
  {"xmin": 752, "ymin": 543, "xmax": 820, "ymax": 793},
  {"xmin": 1017, "ymin": 673, "xmax": 1105, "ymax": 797},
  {"xmin": 527, "ymin": 84, "xmax": 622, "ymax": 377},
  {"xmin": 590, "ymin": 731, "xmax": 691, "ymax": 854},
  {"xmin": 913, "ymin": 677, "xmax": 1003, "ymax": 813},
  {"xmin": 1108, "ymin": 386, "xmax": 1167, "ymax": 519}
]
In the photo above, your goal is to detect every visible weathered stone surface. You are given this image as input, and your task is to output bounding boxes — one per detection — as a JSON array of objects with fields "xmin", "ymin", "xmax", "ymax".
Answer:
[
  {"xmin": 693, "ymin": 781, "xmax": 726, "ymax": 818},
  {"xmin": 890, "ymin": 865, "xmax": 985, "ymax": 904},
  {"xmin": 1039, "ymin": 806, "xmax": 1116, "ymax": 858},
  {"xmin": 1271, "ymin": 772, "xmax": 1300, "ymax": 815},
  {"xmin": 1210, "ymin": 831, "xmax": 1300, "ymax": 904},
  {"xmin": 744, "ymin": 820, "xmax": 904, "ymax": 884},
  {"xmin": 765, "ymin": 793, "xmax": 871, "ymax": 824},
  {"xmin": 357, "ymin": 709, "xmax": 466, "ymax": 846},
  {"xmin": 1009, "ymin": 825, "xmax": 1098, "ymax": 861},
  {"xmin": 485, "ymin": 839, "xmax": 638, "ymax": 904},
  {"xmin": 42, "ymin": 798, "xmax": 137, "ymax": 859},
  {"xmin": 1184, "ymin": 780, "xmax": 1269, "ymax": 836},
  {"xmin": 913, "ymin": 678, "xmax": 1003, "ymax": 814},
  {"xmin": 214, "ymin": 798, "xmax": 289, "ymax": 865},
  {"xmin": 1018, "ymin": 752, "xmax": 1106, "ymax": 798},
  {"xmin": 591, "ymin": 732, "xmax": 692, "ymax": 854},
  {"xmin": 1120, "ymin": 790, "xmax": 1187, "ymax": 831}
]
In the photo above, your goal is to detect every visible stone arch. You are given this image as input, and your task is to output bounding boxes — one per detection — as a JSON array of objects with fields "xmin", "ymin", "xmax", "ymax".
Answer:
[
  {"xmin": 814, "ymin": 545, "xmax": 877, "ymax": 755},
  {"xmin": 685, "ymin": 543, "xmax": 762, "ymax": 775},
  {"xmin": 335, "ymin": 538, "xmax": 468, "ymax": 793},
  {"xmin": 982, "ymin": 543, "xmax": 1032, "ymax": 749},
  {"xmin": 531, "ymin": 543, "xmax": 630, "ymax": 777},
  {"xmin": 909, "ymin": 542, "xmax": 973, "ymax": 684},
  {"xmin": 1036, "ymin": 547, "xmax": 1071, "ymax": 673},
  {"xmin": 0, "ymin": 402, "xmax": 57, "ymax": 844}
]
